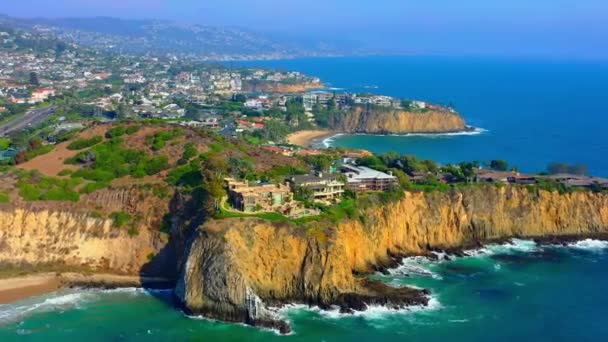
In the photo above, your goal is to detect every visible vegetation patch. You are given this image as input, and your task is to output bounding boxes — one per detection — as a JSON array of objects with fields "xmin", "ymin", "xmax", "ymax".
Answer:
[
  {"xmin": 146, "ymin": 129, "xmax": 183, "ymax": 151},
  {"xmin": 17, "ymin": 173, "xmax": 81, "ymax": 202},
  {"xmin": 109, "ymin": 211, "xmax": 132, "ymax": 228},
  {"xmin": 0, "ymin": 191, "xmax": 9, "ymax": 203},
  {"xmin": 68, "ymin": 138, "xmax": 170, "ymax": 183},
  {"xmin": 67, "ymin": 136, "xmax": 103, "ymax": 150}
]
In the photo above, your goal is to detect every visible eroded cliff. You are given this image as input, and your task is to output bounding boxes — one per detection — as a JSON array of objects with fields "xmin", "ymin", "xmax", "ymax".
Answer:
[
  {"xmin": 0, "ymin": 187, "xmax": 175, "ymax": 276},
  {"xmin": 176, "ymin": 186, "xmax": 608, "ymax": 332},
  {"xmin": 329, "ymin": 106, "xmax": 467, "ymax": 134},
  {"xmin": 241, "ymin": 81, "xmax": 323, "ymax": 93}
]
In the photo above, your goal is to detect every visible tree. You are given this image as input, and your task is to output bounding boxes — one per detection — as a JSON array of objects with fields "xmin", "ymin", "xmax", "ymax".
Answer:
[
  {"xmin": 490, "ymin": 159, "xmax": 509, "ymax": 171},
  {"xmin": 547, "ymin": 162, "xmax": 569, "ymax": 175},
  {"xmin": 29, "ymin": 72, "xmax": 40, "ymax": 86},
  {"xmin": 28, "ymin": 137, "xmax": 43, "ymax": 151},
  {"xmin": 569, "ymin": 164, "xmax": 588, "ymax": 176},
  {"xmin": 547, "ymin": 162, "xmax": 588, "ymax": 176}
]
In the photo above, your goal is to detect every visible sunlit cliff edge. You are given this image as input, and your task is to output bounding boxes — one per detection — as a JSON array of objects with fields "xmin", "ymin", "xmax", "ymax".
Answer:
[{"xmin": 2, "ymin": 185, "xmax": 603, "ymax": 332}]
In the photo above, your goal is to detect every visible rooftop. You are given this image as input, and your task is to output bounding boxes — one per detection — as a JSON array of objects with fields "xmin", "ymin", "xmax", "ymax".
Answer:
[{"xmin": 341, "ymin": 164, "xmax": 396, "ymax": 182}]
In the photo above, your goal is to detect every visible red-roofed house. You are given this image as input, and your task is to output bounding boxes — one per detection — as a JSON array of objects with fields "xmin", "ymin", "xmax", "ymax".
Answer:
[{"xmin": 30, "ymin": 88, "xmax": 55, "ymax": 103}]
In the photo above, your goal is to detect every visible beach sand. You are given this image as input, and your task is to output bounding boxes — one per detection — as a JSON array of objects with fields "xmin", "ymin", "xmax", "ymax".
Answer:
[
  {"xmin": 286, "ymin": 130, "xmax": 336, "ymax": 147},
  {"xmin": 0, "ymin": 274, "xmax": 61, "ymax": 304},
  {"xmin": 0, "ymin": 273, "xmax": 173, "ymax": 304}
]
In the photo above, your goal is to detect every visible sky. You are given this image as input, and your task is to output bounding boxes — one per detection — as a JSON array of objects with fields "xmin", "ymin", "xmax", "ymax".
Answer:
[{"xmin": 2, "ymin": 0, "xmax": 608, "ymax": 59}]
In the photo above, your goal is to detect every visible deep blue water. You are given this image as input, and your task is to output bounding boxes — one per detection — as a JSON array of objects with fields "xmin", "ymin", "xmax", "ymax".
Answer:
[
  {"xmin": 235, "ymin": 56, "xmax": 608, "ymax": 175},
  {"xmin": 1, "ymin": 240, "xmax": 607, "ymax": 341},
  {"xmin": 1, "ymin": 57, "xmax": 608, "ymax": 341}
]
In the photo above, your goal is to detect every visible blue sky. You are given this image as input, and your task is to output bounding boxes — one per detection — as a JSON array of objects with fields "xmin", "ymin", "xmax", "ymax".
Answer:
[{"xmin": 3, "ymin": 0, "xmax": 608, "ymax": 58}]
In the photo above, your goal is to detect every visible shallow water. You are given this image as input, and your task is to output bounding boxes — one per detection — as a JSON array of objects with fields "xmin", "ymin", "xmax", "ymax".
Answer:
[{"xmin": 1, "ymin": 239, "xmax": 607, "ymax": 341}]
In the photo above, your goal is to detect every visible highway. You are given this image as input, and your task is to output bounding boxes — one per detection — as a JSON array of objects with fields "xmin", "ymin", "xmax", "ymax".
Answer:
[{"xmin": 0, "ymin": 106, "xmax": 56, "ymax": 136}]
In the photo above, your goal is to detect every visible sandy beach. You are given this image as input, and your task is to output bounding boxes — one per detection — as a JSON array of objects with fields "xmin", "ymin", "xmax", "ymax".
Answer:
[
  {"xmin": 286, "ymin": 130, "xmax": 336, "ymax": 147},
  {"xmin": 0, "ymin": 274, "xmax": 61, "ymax": 304},
  {"xmin": 0, "ymin": 273, "xmax": 173, "ymax": 304}
]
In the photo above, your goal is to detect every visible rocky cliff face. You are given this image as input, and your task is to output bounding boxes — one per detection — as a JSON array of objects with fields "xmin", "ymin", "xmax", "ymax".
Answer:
[
  {"xmin": 0, "ymin": 187, "xmax": 173, "ymax": 275},
  {"xmin": 329, "ymin": 106, "xmax": 467, "ymax": 134},
  {"xmin": 176, "ymin": 186, "xmax": 608, "ymax": 332},
  {"xmin": 241, "ymin": 81, "xmax": 323, "ymax": 93}
]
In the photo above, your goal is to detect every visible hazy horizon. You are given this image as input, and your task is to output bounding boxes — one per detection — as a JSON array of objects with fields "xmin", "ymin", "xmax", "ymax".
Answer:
[{"xmin": 2, "ymin": 0, "xmax": 608, "ymax": 59}]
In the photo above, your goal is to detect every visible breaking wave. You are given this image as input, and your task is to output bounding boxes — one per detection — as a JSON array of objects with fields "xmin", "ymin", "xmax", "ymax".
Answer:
[{"xmin": 322, "ymin": 127, "xmax": 488, "ymax": 148}]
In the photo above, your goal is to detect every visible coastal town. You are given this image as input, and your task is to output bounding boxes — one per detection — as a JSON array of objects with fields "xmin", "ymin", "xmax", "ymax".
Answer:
[{"xmin": 1, "ymin": 23, "xmax": 607, "ymax": 212}]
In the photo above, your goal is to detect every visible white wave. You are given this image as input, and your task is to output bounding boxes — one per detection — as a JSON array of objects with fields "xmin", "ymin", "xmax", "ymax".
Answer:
[
  {"xmin": 0, "ymin": 291, "xmax": 96, "ymax": 325},
  {"xmin": 322, "ymin": 128, "xmax": 488, "ymax": 147},
  {"xmin": 276, "ymin": 296, "xmax": 441, "ymax": 321},
  {"xmin": 387, "ymin": 256, "xmax": 442, "ymax": 279},
  {"xmin": 465, "ymin": 239, "xmax": 539, "ymax": 257},
  {"xmin": 567, "ymin": 239, "xmax": 608, "ymax": 252},
  {"xmin": 448, "ymin": 319, "xmax": 470, "ymax": 323},
  {"xmin": 321, "ymin": 133, "xmax": 344, "ymax": 148},
  {"xmin": 0, "ymin": 287, "xmax": 168, "ymax": 326}
]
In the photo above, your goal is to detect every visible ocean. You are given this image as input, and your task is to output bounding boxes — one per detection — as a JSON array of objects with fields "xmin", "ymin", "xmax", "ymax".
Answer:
[
  {"xmin": 1, "ymin": 240, "xmax": 607, "ymax": 341},
  {"xmin": 2, "ymin": 56, "xmax": 608, "ymax": 341},
  {"xmin": 236, "ymin": 56, "xmax": 608, "ymax": 176}
]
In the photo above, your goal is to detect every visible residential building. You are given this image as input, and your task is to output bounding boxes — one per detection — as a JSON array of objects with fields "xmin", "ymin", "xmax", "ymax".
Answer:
[
  {"xmin": 30, "ymin": 88, "xmax": 55, "ymax": 103},
  {"xmin": 340, "ymin": 164, "xmax": 398, "ymax": 191},
  {"xmin": 225, "ymin": 178, "xmax": 293, "ymax": 213},
  {"xmin": 288, "ymin": 172, "xmax": 345, "ymax": 202}
]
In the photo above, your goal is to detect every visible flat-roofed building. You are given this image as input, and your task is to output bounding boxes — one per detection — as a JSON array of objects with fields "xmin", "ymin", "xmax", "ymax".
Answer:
[
  {"xmin": 340, "ymin": 164, "xmax": 397, "ymax": 191},
  {"xmin": 288, "ymin": 172, "xmax": 345, "ymax": 202}
]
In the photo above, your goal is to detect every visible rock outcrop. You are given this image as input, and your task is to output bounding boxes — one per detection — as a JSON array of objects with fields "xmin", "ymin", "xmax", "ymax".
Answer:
[
  {"xmin": 329, "ymin": 106, "xmax": 467, "ymax": 134},
  {"xmin": 241, "ymin": 81, "xmax": 323, "ymax": 93},
  {"xmin": 176, "ymin": 186, "xmax": 608, "ymax": 332}
]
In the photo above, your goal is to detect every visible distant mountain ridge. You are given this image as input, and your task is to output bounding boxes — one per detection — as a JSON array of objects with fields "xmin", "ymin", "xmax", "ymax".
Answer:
[{"xmin": 0, "ymin": 15, "xmax": 365, "ymax": 60}]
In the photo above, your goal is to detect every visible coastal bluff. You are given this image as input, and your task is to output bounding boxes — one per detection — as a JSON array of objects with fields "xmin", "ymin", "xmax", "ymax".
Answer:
[
  {"xmin": 176, "ymin": 186, "xmax": 608, "ymax": 332},
  {"xmin": 329, "ymin": 106, "xmax": 467, "ymax": 134},
  {"xmin": 241, "ymin": 80, "xmax": 323, "ymax": 93},
  {"xmin": 1, "ymin": 184, "xmax": 608, "ymax": 333}
]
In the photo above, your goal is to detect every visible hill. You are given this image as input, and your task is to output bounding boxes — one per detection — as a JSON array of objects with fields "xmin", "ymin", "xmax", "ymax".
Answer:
[{"xmin": 0, "ymin": 15, "xmax": 356, "ymax": 59}]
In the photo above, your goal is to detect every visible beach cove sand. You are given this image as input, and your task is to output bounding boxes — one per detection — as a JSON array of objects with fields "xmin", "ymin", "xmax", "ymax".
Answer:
[
  {"xmin": 286, "ymin": 130, "xmax": 336, "ymax": 147},
  {"xmin": 0, "ymin": 273, "xmax": 173, "ymax": 304}
]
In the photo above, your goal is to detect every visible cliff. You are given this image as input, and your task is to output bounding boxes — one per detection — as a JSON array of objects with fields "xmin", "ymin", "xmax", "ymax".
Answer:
[
  {"xmin": 176, "ymin": 186, "xmax": 608, "ymax": 332},
  {"xmin": 0, "ymin": 187, "xmax": 175, "ymax": 276},
  {"xmin": 241, "ymin": 81, "xmax": 323, "ymax": 93},
  {"xmin": 329, "ymin": 106, "xmax": 467, "ymax": 134}
]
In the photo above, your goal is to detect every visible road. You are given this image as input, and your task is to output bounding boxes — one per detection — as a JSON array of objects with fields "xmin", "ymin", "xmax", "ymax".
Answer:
[{"xmin": 0, "ymin": 106, "xmax": 56, "ymax": 136}]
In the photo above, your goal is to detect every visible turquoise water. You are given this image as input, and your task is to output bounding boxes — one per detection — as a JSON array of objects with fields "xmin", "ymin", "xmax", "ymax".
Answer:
[
  {"xmin": 236, "ymin": 56, "xmax": 608, "ymax": 175},
  {"xmin": 1, "ymin": 239, "xmax": 607, "ymax": 341}
]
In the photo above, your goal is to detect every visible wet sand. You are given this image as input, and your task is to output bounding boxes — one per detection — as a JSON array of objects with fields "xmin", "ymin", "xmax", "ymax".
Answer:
[
  {"xmin": 0, "ymin": 274, "xmax": 61, "ymax": 304},
  {"xmin": 286, "ymin": 130, "xmax": 336, "ymax": 147},
  {"xmin": 0, "ymin": 273, "xmax": 173, "ymax": 304}
]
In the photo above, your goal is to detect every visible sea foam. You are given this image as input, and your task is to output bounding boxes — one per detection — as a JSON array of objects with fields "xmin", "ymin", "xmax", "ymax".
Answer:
[
  {"xmin": 322, "ymin": 127, "xmax": 488, "ymax": 148},
  {"xmin": 566, "ymin": 239, "xmax": 608, "ymax": 252}
]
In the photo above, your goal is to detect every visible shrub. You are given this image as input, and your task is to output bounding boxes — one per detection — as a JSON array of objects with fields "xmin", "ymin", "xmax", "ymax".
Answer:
[
  {"xmin": 146, "ymin": 129, "xmax": 183, "ymax": 151},
  {"xmin": 67, "ymin": 136, "xmax": 103, "ymax": 150},
  {"xmin": 125, "ymin": 125, "xmax": 141, "ymax": 135},
  {"xmin": 110, "ymin": 211, "xmax": 131, "ymax": 228},
  {"xmin": 144, "ymin": 156, "xmax": 170, "ymax": 176},
  {"xmin": 0, "ymin": 191, "xmax": 9, "ymax": 203},
  {"xmin": 58, "ymin": 169, "xmax": 73, "ymax": 176},
  {"xmin": 25, "ymin": 145, "xmax": 54, "ymax": 160},
  {"xmin": 79, "ymin": 182, "xmax": 109, "ymax": 194},
  {"xmin": 105, "ymin": 126, "xmax": 127, "ymax": 139}
]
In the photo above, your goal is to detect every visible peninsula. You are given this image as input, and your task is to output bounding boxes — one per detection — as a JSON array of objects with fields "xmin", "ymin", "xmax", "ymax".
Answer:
[{"xmin": 1, "ymin": 123, "xmax": 607, "ymax": 334}]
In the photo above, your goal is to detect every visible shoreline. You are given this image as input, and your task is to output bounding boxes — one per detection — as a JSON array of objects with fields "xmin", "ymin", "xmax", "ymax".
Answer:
[
  {"xmin": 287, "ymin": 126, "xmax": 485, "ymax": 149},
  {"xmin": 286, "ymin": 130, "xmax": 337, "ymax": 147},
  {"xmin": 0, "ymin": 273, "xmax": 174, "ymax": 304}
]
